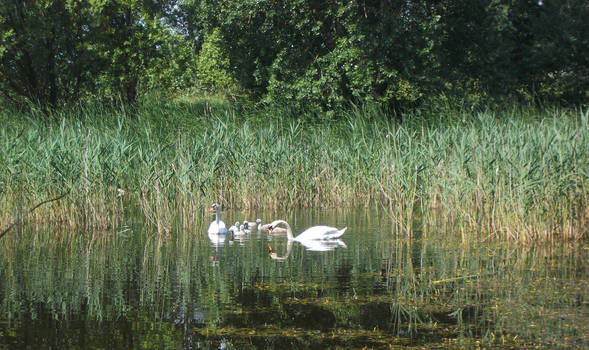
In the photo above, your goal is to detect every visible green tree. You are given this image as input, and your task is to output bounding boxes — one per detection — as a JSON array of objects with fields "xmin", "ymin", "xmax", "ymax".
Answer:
[
  {"xmin": 0, "ymin": 0, "xmax": 99, "ymax": 107},
  {"xmin": 436, "ymin": 0, "xmax": 589, "ymax": 105},
  {"xmin": 86, "ymin": 0, "xmax": 195, "ymax": 103},
  {"xmin": 185, "ymin": 0, "xmax": 440, "ymax": 113},
  {"xmin": 0, "ymin": 0, "xmax": 197, "ymax": 108},
  {"xmin": 2, "ymin": 0, "xmax": 587, "ymax": 111},
  {"xmin": 196, "ymin": 28, "xmax": 237, "ymax": 92}
]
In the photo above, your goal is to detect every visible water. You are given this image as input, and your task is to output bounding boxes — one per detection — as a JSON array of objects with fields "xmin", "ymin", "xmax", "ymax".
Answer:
[{"xmin": 1, "ymin": 208, "xmax": 587, "ymax": 349}]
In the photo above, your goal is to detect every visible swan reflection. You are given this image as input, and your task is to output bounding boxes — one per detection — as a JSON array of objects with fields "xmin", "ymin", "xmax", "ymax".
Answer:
[
  {"xmin": 269, "ymin": 238, "xmax": 346, "ymax": 261},
  {"xmin": 208, "ymin": 231, "xmax": 227, "ymax": 247},
  {"xmin": 300, "ymin": 239, "xmax": 346, "ymax": 251}
]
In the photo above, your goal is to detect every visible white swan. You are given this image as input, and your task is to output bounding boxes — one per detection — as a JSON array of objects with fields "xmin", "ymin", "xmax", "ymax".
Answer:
[
  {"xmin": 234, "ymin": 221, "xmax": 250, "ymax": 235},
  {"xmin": 268, "ymin": 220, "xmax": 347, "ymax": 242},
  {"xmin": 242, "ymin": 220, "xmax": 258, "ymax": 230},
  {"xmin": 228, "ymin": 221, "xmax": 240, "ymax": 234},
  {"xmin": 241, "ymin": 221, "xmax": 254, "ymax": 234},
  {"xmin": 257, "ymin": 219, "xmax": 288, "ymax": 234},
  {"xmin": 207, "ymin": 203, "xmax": 227, "ymax": 235},
  {"xmin": 257, "ymin": 219, "xmax": 270, "ymax": 233}
]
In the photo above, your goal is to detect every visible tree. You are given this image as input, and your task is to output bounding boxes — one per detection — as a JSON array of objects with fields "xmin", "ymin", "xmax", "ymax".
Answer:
[
  {"xmin": 185, "ymin": 0, "xmax": 440, "ymax": 113},
  {"xmin": 0, "ymin": 0, "xmax": 99, "ymax": 107},
  {"xmin": 196, "ymin": 28, "xmax": 237, "ymax": 92},
  {"xmin": 435, "ymin": 0, "xmax": 589, "ymax": 105},
  {"xmin": 0, "ymin": 0, "xmax": 197, "ymax": 108}
]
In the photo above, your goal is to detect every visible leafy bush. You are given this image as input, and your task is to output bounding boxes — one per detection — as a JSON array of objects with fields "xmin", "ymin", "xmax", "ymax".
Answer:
[{"xmin": 196, "ymin": 28, "xmax": 238, "ymax": 93}]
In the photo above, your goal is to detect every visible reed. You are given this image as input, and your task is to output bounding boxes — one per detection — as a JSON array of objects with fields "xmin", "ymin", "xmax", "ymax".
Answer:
[{"xmin": 0, "ymin": 98, "xmax": 586, "ymax": 242}]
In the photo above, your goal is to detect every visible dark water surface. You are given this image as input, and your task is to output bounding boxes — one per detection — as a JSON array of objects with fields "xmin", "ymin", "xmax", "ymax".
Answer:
[{"xmin": 1, "ymin": 208, "xmax": 588, "ymax": 349}]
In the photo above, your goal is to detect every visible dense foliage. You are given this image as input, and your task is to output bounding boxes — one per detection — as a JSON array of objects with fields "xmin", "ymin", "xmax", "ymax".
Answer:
[{"xmin": 1, "ymin": 0, "xmax": 588, "ymax": 112}]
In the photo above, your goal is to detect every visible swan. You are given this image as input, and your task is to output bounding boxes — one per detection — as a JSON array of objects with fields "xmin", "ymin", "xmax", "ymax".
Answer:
[
  {"xmin": 238, "ymin": 221, "xmax": 251, "ymax": 235},
  {"xmin": 241, "ymin": 220, "xmax": 256, "ymax": 229},
  {"xmin": 228, "ymin": 221, "xmax": 241, "ymax": 234},
  {"xmin": 228, "ymin": 221, "xmax": 248, "ymax": 238},
  {"xmin": 268, "ymin": 220, "xmax": 347, "ymax": 242},
  {"xmin": 242, "ymin": 220, "xmax": 258, "ymax": 234},
  {"xmin": 257, "ymin": 219, "xmax": 287, "ymax": 234},
  {"xmin": 257, "ymin": 219, "xmax": 270, "ymax": 232},
  {"xmin": 207, "ymin": 203, "xmax": 227, "ymax": 235}
]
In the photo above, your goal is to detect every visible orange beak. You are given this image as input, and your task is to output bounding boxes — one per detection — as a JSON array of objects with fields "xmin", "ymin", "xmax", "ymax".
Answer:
[{"xmin": 268, "ymin": 244, "xmax": 273, "ymax": 253}]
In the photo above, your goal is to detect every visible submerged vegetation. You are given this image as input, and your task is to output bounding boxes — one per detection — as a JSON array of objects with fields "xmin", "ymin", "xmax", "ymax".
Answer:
[{"xmin": 0, "ymin": 98, "xmax": 587, "ymax": 243}]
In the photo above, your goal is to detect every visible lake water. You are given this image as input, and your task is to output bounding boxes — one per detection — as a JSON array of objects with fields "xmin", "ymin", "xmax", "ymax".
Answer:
[{"xmin": 1, "ymin": 207, "xmax": 587, "ymax": 349}]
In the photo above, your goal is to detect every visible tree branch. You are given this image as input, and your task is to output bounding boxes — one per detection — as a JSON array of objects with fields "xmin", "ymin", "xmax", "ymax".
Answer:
[{"xmin": 0, "ymin": 190, "xmax": 70, "ymax": 240}]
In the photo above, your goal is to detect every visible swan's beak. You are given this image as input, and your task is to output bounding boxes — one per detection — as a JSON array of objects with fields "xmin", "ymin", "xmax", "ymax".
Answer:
[
  {"xmin": 268, "ymin": 244, "xmax": 273, "ymax": 253},
  {"xmin": 268, "ymin": 226, "xmax": 273, "ymax": 234}
]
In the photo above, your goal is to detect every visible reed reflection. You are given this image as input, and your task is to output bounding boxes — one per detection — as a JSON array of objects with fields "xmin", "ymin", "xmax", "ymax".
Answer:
[{"xmin": 0, "ymin": 208, "xmax": 587, "ymax": 349}]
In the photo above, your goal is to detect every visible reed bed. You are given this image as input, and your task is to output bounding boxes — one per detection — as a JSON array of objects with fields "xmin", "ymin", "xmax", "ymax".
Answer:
[{"xmin": 0, "ymin": 98, "xmax": 587, "ymax": 242}]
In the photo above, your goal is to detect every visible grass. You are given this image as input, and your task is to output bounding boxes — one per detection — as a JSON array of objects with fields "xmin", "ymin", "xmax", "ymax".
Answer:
[{"xmin": 0, "ymin": 96, "xmax": 587, "ymax": 242}]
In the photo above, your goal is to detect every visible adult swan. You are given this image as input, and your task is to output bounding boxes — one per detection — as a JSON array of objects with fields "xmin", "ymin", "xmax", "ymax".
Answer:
[
  {"xmin": 207, "ymin": 203, "xmax": 227, "ymax": 235},
  {"xmin": 268, "ymin": 220, "xmax": 347, "ymax": 242}
]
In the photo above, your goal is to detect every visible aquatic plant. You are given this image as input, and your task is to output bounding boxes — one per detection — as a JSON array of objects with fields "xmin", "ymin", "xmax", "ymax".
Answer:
[{"xmin": 0, "ymin": 99, "xmax": 586, "ymax": 242}]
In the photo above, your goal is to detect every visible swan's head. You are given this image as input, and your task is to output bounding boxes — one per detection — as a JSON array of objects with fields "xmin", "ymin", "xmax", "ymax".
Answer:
[
  {"xmin": 256, "ymin": 218, "xmax": 262, "ymax": 225},
  {"xmin": 210, "ymin": 203, "xmax": 219, "ymax": 213},
  {"xmin": 267, "ymin": 220, "xmax": 285, "ymax": 234},
  {"xmin": 234, "ymin": 221, "xmax": 240, "ymax": 227},
  {"xmin": 243, "ymin": 220, "xmax": 249, "ymax": 229}
]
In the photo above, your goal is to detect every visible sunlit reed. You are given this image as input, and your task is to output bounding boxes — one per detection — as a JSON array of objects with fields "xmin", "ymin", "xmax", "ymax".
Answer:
[{"xmin": 0, "ymin": 99, "xmax": 586, "ymax": 242}]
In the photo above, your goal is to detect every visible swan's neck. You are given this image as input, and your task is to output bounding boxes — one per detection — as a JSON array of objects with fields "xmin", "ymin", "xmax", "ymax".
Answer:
[
  {"xmin": 215, "ymin": 210, "xmax": 220, "ymax": 225},
  {"xmin": 283, "ymin": 221, "xmax": 294, "ymax": 241}
]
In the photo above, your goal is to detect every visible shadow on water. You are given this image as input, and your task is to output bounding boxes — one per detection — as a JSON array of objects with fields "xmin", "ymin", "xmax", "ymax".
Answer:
[{"xmin": 1, "ymin": 207, "xmax": 588, "ymax": 349}]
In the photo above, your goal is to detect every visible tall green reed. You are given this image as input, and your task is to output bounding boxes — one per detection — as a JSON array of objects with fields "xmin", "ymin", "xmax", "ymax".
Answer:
[{"xmin": 0, "ymin": 98, "xmax": 586, "ymax": 242}]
